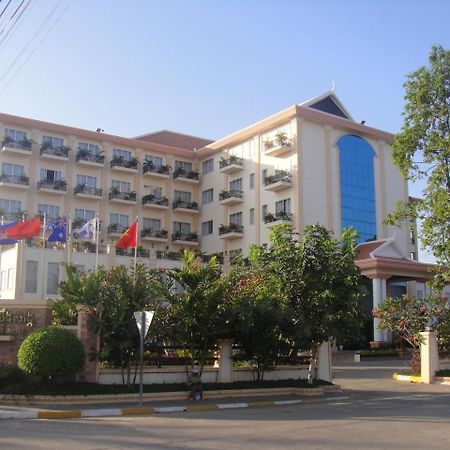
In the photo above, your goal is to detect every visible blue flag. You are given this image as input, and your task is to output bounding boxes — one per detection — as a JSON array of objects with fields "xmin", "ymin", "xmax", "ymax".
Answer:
[
  {"xmin": 0, "ymin": 221, "xmax": 18, "ymax": 245},
  {"xmin": 48, "ymin": 218, "xmax": 67, "ymax": 243}
]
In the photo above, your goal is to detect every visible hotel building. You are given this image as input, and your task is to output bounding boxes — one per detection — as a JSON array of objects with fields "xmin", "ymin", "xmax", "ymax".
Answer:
[{"xmin": 0, "ymin": 92, "xmax": 439, "ymax": 345}]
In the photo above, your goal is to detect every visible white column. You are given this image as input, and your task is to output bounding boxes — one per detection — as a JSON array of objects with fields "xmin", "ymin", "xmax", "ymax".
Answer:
[
  {"xmin": 217, "ymin": 340, "xmax": 233, "ymax": 383},
  {"xmin": 372, "ymin": 278, "xmax": 384, "ymax": 342},
  {"xmin": 420, "ymin": 330, "xmax": 439, "ymax": 384},
  {"xmin": 317, "ymin": 341, "xmax": 332, "ymax": 382}
]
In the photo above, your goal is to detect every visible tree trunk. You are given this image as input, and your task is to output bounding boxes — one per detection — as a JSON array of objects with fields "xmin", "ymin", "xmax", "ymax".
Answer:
[
  {"xmin": 307, "ymin": 343, "xmax": 318, "ymax": 384},
  {"xmin": 411, "ymin": 348, "xmax": 421, "ymax": 374}
]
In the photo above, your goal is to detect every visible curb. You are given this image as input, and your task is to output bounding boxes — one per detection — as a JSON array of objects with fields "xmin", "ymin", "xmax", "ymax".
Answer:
[
  {"xmin": 0, "ymin": 395, "xmax": 350, "ymax": 421},
  {"xmin": 393, "ymin": 373, "xmax": 422, "ymax": 383}
]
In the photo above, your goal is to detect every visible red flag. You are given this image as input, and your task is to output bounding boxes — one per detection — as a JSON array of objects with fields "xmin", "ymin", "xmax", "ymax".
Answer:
[
  {"xmin": 115, "ymin": 221, "xmax": 138, "ymax": 249},
  {"xmin": 6, "ymin": 217, "xmax": 41, "ymax": 240}
]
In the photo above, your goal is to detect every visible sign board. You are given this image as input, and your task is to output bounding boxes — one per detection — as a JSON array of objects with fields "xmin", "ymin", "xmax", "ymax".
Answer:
[{"xmin": 134, "ymin": 311, "xmax": 154, "ymax": 337}]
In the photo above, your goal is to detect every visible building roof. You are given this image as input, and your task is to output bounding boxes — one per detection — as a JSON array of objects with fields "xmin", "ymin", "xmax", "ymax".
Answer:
[
  {"xmin": 299, "ymin": 91, "xmax": 354, "ymax": 121},
  {"xmin": 133, "ymin": 130, "xmax": 213, "ymax": 151}
]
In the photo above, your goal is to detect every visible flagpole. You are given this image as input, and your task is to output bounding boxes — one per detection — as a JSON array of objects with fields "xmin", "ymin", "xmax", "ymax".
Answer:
[
  {"xmin": 95, "ymin": 214, "xmax": 99, "ymax": 271},
  {"xmin": 134, "ymin": 216, "xmax": 139, "ymax": 272},
  {"xmin": 67, "ymin": 214, "xmax": 72, "ymax": 266},
  {"xmin": 0, "ymin": 216, "xmax": 3, "ymax": 298},
  {"xmin": 41, "ymin": 212, "xmax": 47, "ymax": 300}
]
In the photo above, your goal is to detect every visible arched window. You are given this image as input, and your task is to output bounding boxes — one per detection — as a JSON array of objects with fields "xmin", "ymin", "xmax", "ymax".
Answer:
[{"xmin": 337, "ymin": 135, "xmax": 376, "ymax": 243}]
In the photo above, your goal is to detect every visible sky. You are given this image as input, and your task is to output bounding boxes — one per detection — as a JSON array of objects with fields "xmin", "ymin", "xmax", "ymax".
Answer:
[{"xmin": 0, "ymin": 0, "xmax": 449, "ymax": 261}]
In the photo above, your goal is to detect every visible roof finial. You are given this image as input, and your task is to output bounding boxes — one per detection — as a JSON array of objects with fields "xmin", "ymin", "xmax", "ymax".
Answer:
[{"xmin": 331, "ymin": 81, "xmax": 336, "ymax": 92}]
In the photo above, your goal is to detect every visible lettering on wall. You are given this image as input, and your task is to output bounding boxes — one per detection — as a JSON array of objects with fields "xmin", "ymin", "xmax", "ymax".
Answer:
[{"xmin": 0, "ymin": 308, "xmax": 34, "ymax": 335}]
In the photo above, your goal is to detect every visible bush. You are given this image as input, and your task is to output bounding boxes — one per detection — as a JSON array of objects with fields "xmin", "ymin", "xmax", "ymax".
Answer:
[
  {"xmin": 17, "ymin": 327, "xmax": 85, "ymax": 381},
  {"xmin": 0, "ymin": 365, "xmax": 29, "ymax": 389}
]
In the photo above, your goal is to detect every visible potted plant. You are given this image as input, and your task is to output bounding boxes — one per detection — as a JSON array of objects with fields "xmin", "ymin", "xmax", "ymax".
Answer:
[
  {"xmin": 275, "ymin": 131, "xmax": 290, "ymax": 146},
  {"xmin": 54, "ymin": 179, "xmax": 67, "ymax": 190},
  {"xmin": 174, "ymin": 167, "xmax": 185, "ymax": 178},
  {"xmin": 2, "ymin": 136, "xmax": 13, "ymax": 147},
  {"xmin": 126, "ymin": 157, "xmax": 139, "ymax": 169},
  {"xmin": 20, "ymin": 137, "xmax": 33, "ymax": 149},
  {"xmin": 110, "ymin": 155, "xmax": 125, "ymax": 167},
  {"xmin": 263, "ymin": 139, "xmax": 274, "ymax": 149}
]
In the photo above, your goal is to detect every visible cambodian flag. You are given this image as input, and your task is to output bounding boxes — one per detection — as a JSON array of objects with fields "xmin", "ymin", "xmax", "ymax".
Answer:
[{"xmin": 48, "ymin": 218, "xmax": 67, "ymax": 243}]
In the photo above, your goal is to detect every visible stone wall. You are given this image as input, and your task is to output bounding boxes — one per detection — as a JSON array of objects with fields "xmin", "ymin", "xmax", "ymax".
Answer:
[{"xmin": 0, "ymin": 302, "xmax": 52, "ymax": 366}]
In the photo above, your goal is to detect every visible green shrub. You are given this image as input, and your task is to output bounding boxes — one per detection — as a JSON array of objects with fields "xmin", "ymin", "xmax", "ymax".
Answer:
[
  {"xmin": 18, "ymin": 327, "xmax": 85, "ymax": 381},
  {"xmin": 0, "ymin": 365, "xmax": 29, "ymax": 389}
]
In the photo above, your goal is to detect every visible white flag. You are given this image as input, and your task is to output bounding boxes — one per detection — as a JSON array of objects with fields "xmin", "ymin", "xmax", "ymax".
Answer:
[{"xmin": 74, "ymin": 217, "xmax": 96, "ymax": 243}]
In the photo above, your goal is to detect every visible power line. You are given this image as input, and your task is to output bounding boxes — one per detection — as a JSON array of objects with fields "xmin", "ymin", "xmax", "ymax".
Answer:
[
  {"xmin": 0, "ymin": 0, "xmax": 29, "ymax": 42},
  {"xmin": 0, "ymin": 0, "xmax": 15, "ymax": 22}
]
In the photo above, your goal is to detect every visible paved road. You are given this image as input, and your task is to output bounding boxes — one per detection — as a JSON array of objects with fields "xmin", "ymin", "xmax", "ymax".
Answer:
[{"xmin": 1, "ymin": 361, "xmax": 450, "ymax": 450}]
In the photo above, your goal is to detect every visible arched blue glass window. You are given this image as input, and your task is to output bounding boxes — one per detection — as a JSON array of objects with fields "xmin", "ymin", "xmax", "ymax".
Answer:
[{"xmin": 337, "ymin": 135, "xmax": 376, "ymax": 243}]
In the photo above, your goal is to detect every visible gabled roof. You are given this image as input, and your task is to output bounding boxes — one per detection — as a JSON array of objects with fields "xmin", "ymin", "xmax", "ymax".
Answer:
[
  {"xmin": 355, "ymin": 238, "xmax": 405, "ymax": 261},
  {"xmin": 299, "ymin": 91, "xmax": 354, "ymax": 121},
  {"xmin": 134, "ymin": 130, "xmax": 213, "ymax": 151}
]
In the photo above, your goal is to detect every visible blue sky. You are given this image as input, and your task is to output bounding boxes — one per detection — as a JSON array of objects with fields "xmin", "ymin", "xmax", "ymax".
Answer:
[{"xmin": 0, "ymin": 0, "xmax": 448, "ymax": 260}]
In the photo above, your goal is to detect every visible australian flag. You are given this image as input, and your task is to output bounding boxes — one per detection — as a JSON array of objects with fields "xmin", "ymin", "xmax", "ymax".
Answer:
[{"xmin": 48, "ymin": 218, "xmax": 67, "ymax": 243}]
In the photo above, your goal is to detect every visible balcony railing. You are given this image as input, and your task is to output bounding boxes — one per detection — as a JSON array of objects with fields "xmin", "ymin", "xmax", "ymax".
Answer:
[
  {"xmin": 219, "ymin": 189, "xmax": 243, "ymax": 201},
  {"xmin": 173, "ymin": 168, "xmax": 200, "ymax": 181},
  {"xmin": 219, "ymin": 156, "xmax": 244, "ymax": 170},
  {"xmin": 141, "ymin": 229, "xmax": 168, "ymax": 239},
  {"xmin": 110, "ymin": 157, "xmax": 138, "ymax": 170},
  {"xmin": 156, "ymin": 250, "xmax": 180, "ymax": 261},
  {"xmin": 108, "ymin": 224, "xmax": 127, "ymax": 234},
  {"xmin": 264, "ymin": 212, "xmax": 293, "ymax": 224},
  {"xmin": 219, "ymin": 223, "xmax": 244, "ymax": 235},
  {"xmin": 116, "ymin": 247, "xmax": 150, "ymax": 258},
  {"xmin": 40, "ymin": 144, "xmax": 70, "ymax": 158},
  {"xmin": 142, "ymin": 194, "xmax": 169, "ymax": 207},
  {"xmin": 37, "ymin": 179, "xmax": 67, "ymax": 191},
  {"xmin": 143, "ymin": 163, "xmax": 170, "ymax": 176},
  {"xmin": 171, "ymin": 232, "xmax": 198, "ymax": 243},
  {"xmin": 264, "ymin": 170, "xmax": 292, "ymax": 186},
  {"xmin": 74, "ymin": 184, "xmax": 103, "ymax": 197},
  {"xmin": 108, "ymin": 191, "xmax": 137, "ymax": 202},
  {"xmin": 76, "ymin": 150, "xmax": 105, "ymax": 164},
  {"xmin": 172, "ymin": 200, "xmax": 199, "ymax": 211},
  {"xmin": 0, "ymin": 174, "xmax": 29, "ymax": 185},
  {"xmin": 2, "ymin": 137, "xmax": 32, "ymax": 151}
]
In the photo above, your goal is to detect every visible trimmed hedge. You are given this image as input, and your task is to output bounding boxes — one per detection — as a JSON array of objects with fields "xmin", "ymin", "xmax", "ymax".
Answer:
[{"xmin": 18, "ymin": 327, "xmax": 85, "ymax": 380}]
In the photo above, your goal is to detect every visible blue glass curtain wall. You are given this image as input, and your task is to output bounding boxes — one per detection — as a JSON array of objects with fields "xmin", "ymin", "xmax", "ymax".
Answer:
[{"xmin": 337, "ymin": 135, "xmax": 376, "ymax": 243}]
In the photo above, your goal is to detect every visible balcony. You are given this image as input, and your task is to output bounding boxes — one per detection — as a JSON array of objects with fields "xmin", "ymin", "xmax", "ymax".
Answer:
[
  {"xmin": 173, "ymin": 168, "xmax": 200, "ymax": 183},
  {"xmin": 219, "ymin": 156, "xmax": 244, "ymax": 174},
  {"xmin": 108, "ymin": 190, "xmax": 137, "ymax": 204},
  {"xmin": 74, "ymin": 184, "xmax": 103, "ymax": 199},
  {"xmin": 141, "ymin": 194, "xmax": 169, "ymax": 209},
  {"xmin": 76, "ymin": 149, "xmax": 105, "ymax": 166},
  {"xmin": 110, "ymin": 156, "xmax": 139, "ymax": 173},
  {"xmin": 264, "ymin": 170, "xmax": 293, "ymax": 191},
  {"xmin": 156, "ymin": 250, "xmax": 180, "ymax": 261},
  {"xmin": 264, "ymin": 212, "xmax": 293, "ymax": 227},
  {"xmin": 263, "ymin": 132, "xmax": 293, "ymax": 157},
  {"xmin": 171, "ymin": 232, "xmax": 199, "ymax": 246},
  {"xmin": 40, "ymin": 144, "xmax": 70, "ymax": 160},
  {"xmin": 172, "ymin": 200, "xmax": 199, "ymax": 214},
  {"xmin": 107, "ymin": 224, "xmax": 127, "ymax": 236},
  {"xmin": 1, "ymin": 137, "xmax": 32, "ymax": 155},
  {"xmin": 218, "ymin": 223, "xmax": 244, "ymax": 239},
  {"xmin": 0, "ymin": 174, "xmax": 29, "ymax": 189},
  {"xmin": 140, "ymin": 229, "xmax": 168, "ymax": 242},
  {"xmin": 142, "ymin": 162, "xmax": 170, "ymax": 178},
  {"xmin": 116, "ymin": 247, "xmax": 150, "ymax": 258},
  {"xmin": 219, "ymin": 189, "xmax": 243, "ymax": 205},
  {"xmin": 37, "ymin": 179, "xmax": 67, "ymax": 194}
]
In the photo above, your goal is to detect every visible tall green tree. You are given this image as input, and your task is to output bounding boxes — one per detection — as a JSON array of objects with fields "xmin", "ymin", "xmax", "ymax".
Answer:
[
  {"xmin": 251, "ymin": 224, "xmax": 363, "ymax": 382},
  {"xmin": 388, "ymin": 45, "xmax": 450, "ymax": 286}
]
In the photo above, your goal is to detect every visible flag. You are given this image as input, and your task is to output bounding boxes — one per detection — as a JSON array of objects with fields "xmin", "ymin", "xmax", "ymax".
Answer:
[
  {"xmin": 73, "ymin": 217, "xmax": 96, "ymax": 243},
  {"xmin": 0, "ymin": 221, "xmax": 18, "ymax": 245},
  {"xmin": 48, "ymin": 218, "xmax": 67, "ymax": 243},
  {"xmin": 6, "ymin": 217, "xmax": 41, "ymax": 240},
  {"xmin": 115, "ymin": 220, "xmax": 138, "ymax": 249}
]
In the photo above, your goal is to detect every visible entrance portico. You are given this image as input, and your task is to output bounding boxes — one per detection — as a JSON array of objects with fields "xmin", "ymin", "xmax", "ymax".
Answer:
[{"xmin": 355, "ymin": 238, "xmax": 435, "ymax": 346}]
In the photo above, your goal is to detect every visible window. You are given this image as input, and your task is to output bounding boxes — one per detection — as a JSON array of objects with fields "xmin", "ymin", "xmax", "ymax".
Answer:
[
  {"xmin": 174, "ymin": 190, "xmax": 192, "ymax": 203},
  {"xmin": 173, "ymin": 221, "xmax": 191, "ymax": 234},
  {"xmin": 79, "ymin": 142, "xmax": 101, "ymax": 155},
  {"xmin": 202, "ymin": 158, "xmax": 214, "ymax": 174},
  {"xmin": 7, "ymin": 268, "xmax": 14, "ymax": 290},
  {"xmin": 76, "ymin": 175, "xmax": 97, "ymax": 187},
  {"xmin": 230, "ymin": 212, "xmax": 243, "ymax": 226},
  {"xmin": 0, "ymin": 270, "xmax": 6, "ymax": 291},
  {"xmin": 174, "ymin": 160, "xmax": 193, "ymax": 172},
  {"xmin": 262, "ymin": 204, "xmax": 268, "ymax": 220},
  {"xmin": 109, "ymin": 213, "xmax": 129, "ymax": 227},
  {"xmin": 1, "ymin": 163, "xmax": 24, "ymax": 176},
  {"xmin": 113, "ymin": 148, "xmax": 132, "ymax": 161},
  {"xmin": 262, "ymin": 169, "xmax": 268, "ymax": 182},
  {"xmin": 202, "ymin": 188, "xmax": 213, "ymax": 204},
  {"xmin": 25, "ymin": 261, "xmax": 38, "ymax": 293},
  {"xmin": 143, "ymin": 218, "xmax": 161, "ymax": 231},
  {"xmin": 0, "ymin": 199, "xmax": 21, "ymax": 215},
  {"xmin": 144, "ymin": 155, "xmax": 163, "ymax": 166},
  {"xmin": 201, "ymin": 220, "xmax": 213, "ymax": 236},
  {"xmin": 38, "ymin": 204, "xmax": 59, "ymax": 220},
  {"xmin": 249, "ymin": 208, "xmax": 255, "ymax": 225},
  {"xmin": 40, "ymin": 169, "xmax": 62, "ymax": 182},
  {"xmin": 43, "ymin": 135, "xmax": 64, "ymax": 148},
  {"xmin": 249, "ymin": 141, "xmax": 254, "ymax": 157},
  {"xmin": 249, "ymin": 173, "xmax": 255, "ymax": 189},
  {"xmin": 74, "ymin": 208, "xmax": 95, "ymax": 222},
  {"xmin": 5, "ymin": 128, "xmax": 26, "ymax": 143},
  {"xmin": 112, "ymin": 180, "xmax": 131, "ymax": 193},
  {"xmin": 275, "ymin": 198, "xmax": 291, "ymax": 214},
  {"xmin": 47, "ymin": 262, "xmax": 59, "ymax": 295},
  {"xmin": 143, "ymin": 185, "xmax": 163, "ymax": 198},
  {"xmin": 229, "ymin": 178, "xmax": 243, "ymax": 191}
]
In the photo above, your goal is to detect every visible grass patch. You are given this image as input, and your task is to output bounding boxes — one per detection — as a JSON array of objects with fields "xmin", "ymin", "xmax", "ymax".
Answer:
[
  {"xmin": 359, "ymin": 349, "xmax": 400, "ymax": 358},
  {"xmin": 0, "ymin": 378, "xmax": 332, "ymax": 396}
]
